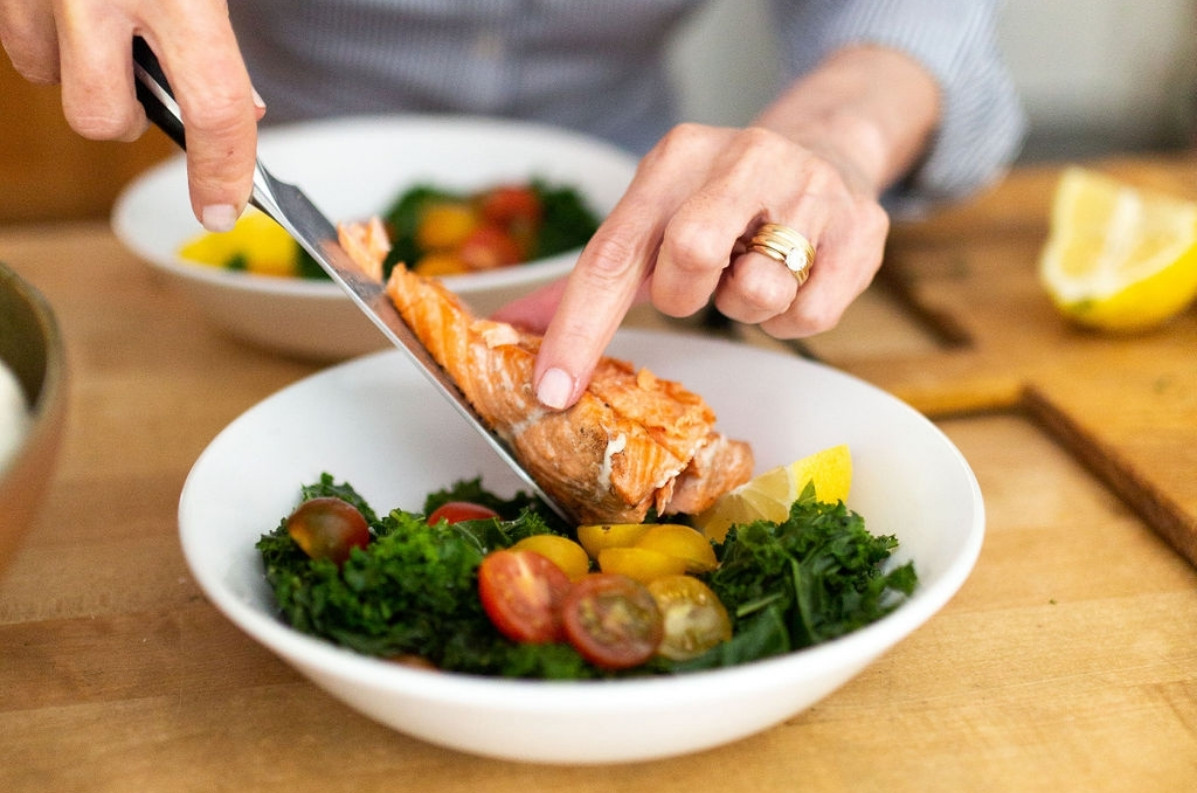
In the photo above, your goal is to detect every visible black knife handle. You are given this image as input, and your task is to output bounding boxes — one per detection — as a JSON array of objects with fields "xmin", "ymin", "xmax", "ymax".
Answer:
[{"xmin": 132, "ymin": 36, "xmax": 186, "ymax": 150}]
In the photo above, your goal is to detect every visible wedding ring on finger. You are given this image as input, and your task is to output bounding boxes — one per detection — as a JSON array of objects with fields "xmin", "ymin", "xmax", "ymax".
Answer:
[{"xmin": 748, "ymin": 223, "xmax": 816, "ymax": 286}]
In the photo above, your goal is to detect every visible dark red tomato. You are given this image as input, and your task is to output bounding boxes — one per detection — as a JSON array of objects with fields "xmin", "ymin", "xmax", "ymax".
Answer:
[
  {"xmin": 477, "ymin": 549, "xmax": 572, "ymax": 643},
  {"xmin": 427, "ymin": 501, "xmax": 500, "ymax": 525},
  {"xmin": 477, "ymin": 185, "xmax": 542, "ymax": 228},
  {"xmin": 458, "ymin": 224, "xmax": 525, "ymax": 270},
  {"xmin": 286, "ymin": 496, "xmax": 370, "ymax": 565},
  {"xmin": 560, "ymin": 573, "xmax": 664, "ymax": 670}
]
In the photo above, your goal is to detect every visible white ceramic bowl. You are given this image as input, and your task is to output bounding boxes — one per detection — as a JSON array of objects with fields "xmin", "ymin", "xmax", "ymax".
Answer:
[
  {"xmin": 179, "ymin": 330, "xmax": 985, "ymax": 764},
  {"xmin": 112, "ymin": 115, "xmax": 638, "ymax": 361}
]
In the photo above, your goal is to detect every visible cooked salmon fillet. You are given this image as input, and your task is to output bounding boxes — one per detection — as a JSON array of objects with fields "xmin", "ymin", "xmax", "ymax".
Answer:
[{"xmin": 338, "ymin": 220, "xmax": 753, "ymax": 524}]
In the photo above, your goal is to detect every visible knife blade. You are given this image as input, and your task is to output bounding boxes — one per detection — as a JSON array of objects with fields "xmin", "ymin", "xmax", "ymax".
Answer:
[{"xmin": 131, "ymin": 37, "xmax": 571, "ymax": 522}]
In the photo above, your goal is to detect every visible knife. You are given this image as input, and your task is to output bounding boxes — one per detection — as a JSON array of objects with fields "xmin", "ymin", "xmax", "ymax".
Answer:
[{"xmin": 131, "ymin": 37, "xmax": 571, "ymax": 522}]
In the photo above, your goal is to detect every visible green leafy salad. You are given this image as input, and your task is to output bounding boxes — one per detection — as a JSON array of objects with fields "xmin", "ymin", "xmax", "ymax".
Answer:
[{"xmin": 256, "ymin": 475, "xmax": 918, "ymax": 679}]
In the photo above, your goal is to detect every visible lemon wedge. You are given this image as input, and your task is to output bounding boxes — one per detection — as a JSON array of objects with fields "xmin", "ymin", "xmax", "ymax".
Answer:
[
  {"xmin": 178, "ymin": 208, "xmax": 298, "ymax": 278},
  {"xmin": 692, "ymin": 444, "xmax": 851, "ymax": 541},
  {"xmin": 1039, "ymin": 166, "xmax": 1197, "ymax": 332}
]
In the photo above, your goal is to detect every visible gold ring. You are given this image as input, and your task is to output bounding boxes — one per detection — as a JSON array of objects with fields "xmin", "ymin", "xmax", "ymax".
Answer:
[{"xmin": 747, "ymin": 223, "xmax": 815, "ymax": 285}]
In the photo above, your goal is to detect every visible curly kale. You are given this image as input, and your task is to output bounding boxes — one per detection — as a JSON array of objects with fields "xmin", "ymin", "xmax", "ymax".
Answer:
[{"xmin": 258, "ymin": 476, "xmax": 917, "ymax": 679}]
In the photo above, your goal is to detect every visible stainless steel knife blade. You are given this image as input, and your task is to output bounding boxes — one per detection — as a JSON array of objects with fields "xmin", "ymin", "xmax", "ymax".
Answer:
[{"xmin": 131, "ymin": 37, "xmax": 571, "ymax": 521}]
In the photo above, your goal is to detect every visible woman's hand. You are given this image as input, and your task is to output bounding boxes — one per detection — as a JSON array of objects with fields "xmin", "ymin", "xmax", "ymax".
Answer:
[
  {"xmin": 494, "ymin": 45, "xmax": 940, "ymax": 411},
  {"xmin": 0, "ymin": 0, "xmax": 262, "ymax": 231}
]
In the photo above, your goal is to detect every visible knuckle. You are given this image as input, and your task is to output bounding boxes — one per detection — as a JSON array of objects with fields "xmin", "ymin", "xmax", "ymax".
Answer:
[
  {"xmin": 581, "ymin": 229, "xmax": 641, "ymax": 284},
  {"xmin": 183, "ymin": 88, "xmax": 250, "ymax": 138},
  {"xmin": 643, "ymin": 122, "xmax": 708, "ymax": 167},
  {"xmin": 773, "ymin": 302, "xmax": 844, "ymax": 338},
  {"xmin": 864, "ymin": 202, "xmax": 891, "ymax": 237},
  {"xmin": 2, "ymin": 38, "xmax": 60, "ymax": 84},
  {"xmin": 66, "ymin": 103, "xmax": 141, "ymax": 141},
  {"xmin": 735, "ymin": 125, "xmax": 786, "ymax": 154},
  {"xmin": 662, "ymin": 219, "xmax": 724, "ymax": 272}
]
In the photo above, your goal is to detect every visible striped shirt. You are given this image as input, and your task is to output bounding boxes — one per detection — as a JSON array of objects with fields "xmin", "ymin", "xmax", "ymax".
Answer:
[{"xmin": 229, "ymin": 0, "xmax": 1026, "ymax": 213}]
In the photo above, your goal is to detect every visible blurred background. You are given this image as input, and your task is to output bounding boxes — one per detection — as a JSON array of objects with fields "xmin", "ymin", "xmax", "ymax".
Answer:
[{"xmin": 2, "ymin": 0, "xmax": 1196, "ymax": 225}]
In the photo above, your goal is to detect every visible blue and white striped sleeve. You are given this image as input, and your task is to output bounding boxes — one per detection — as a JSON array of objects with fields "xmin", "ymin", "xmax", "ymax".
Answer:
[{"xmin": 770, "ymin": 0, "xmax": 1027, "ymax": 216}]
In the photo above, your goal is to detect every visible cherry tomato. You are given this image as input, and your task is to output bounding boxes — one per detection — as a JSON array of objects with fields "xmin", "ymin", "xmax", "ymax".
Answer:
[
  {"xmin": 458, "ymin": 224, "xmax": 524, "ymax": 270},
  {"xmin": 477, "ymin": 185, "xmax": 542, "ymax": 227},
  {"xmin": 428, "ymin": 501, "xmax": 500, "ymax": 525},
  {"xmin": 511, "ymin": 534, "xmax": 591, "ymax": 580},
  {"xmin": 477, "ymin": 549, "xmax": 571, "ymax": 644},
  {"xmin": 286, "ymin": 496, "xmax": 370, "ymax": 565},
  {"xmin": 477, "ymin": 185, "xmax": 542, "ymax": 254},
  {"xmin": 635, "ymin": 524, "xmax": 718, "ymax": 573},
  {"xmin": 416, "ymin": 201, "xmax": 478, "ymax": 251},
  {"xmin": 413, "ymin": 251, "xmax": 470, "ymax": 277},
  {"xmin": 646, "ymin": 575, "xmax": 732, "ymax": 661},
  {"xmin": 576, "ymin": 523, "xmax": 653, "ymax": 559},
  {"xmin": 560, "ymin": 573, "xmax": 663, "ymax": 670},
  {"xmin": 598, "ymin": 546, "xmax": 688, "ymax": 583}
]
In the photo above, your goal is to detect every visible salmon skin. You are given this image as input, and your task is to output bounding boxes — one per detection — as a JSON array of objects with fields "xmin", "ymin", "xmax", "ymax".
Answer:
[{"xmin": 338, "ymin": 220, "xmax": 753, "ymax": 525}]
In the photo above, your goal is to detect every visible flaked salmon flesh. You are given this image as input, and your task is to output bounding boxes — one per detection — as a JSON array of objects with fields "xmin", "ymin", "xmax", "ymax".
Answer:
[{"xmin": 338, "ymin": 220, "xmax": 754, "ymax": 524}]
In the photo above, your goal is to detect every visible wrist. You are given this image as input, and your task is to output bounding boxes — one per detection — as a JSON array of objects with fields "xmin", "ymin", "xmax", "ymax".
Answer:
[{"xmin": 754, "ymin": 45, "xmax": 941, "ymax": 195}]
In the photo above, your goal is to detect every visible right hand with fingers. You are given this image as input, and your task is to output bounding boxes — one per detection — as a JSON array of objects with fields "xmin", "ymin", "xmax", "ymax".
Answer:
[{"xmin": 0, "ymin": 0, "xmax": 263, "ymax": 231}]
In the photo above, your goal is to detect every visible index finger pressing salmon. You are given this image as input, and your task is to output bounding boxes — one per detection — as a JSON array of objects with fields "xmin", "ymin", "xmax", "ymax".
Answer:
[{"xmin": 338, "ymin": 219, "xmax": 754, "ymax": 525}]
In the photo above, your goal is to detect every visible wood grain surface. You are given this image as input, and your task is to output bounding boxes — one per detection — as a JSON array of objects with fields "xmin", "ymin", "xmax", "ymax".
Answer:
[{"xmin": 0, "ymin": 157, "xmax": 1194, "ymax": 792}]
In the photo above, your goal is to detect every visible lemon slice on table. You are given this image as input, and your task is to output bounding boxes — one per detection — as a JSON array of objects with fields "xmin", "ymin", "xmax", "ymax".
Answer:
[
  {"xmin": 692, "ymin": 444, "xmax": 852, "ymax": 541},
  {"xmin": 1039, "ymin": 166, "xmax": 1197, "ymax": 332},
  {"xmin": 178, "ymin": 208, "xmax": 298, "ymax": 278}
]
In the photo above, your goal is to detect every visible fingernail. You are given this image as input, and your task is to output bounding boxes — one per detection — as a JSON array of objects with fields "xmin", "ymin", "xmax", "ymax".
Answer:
[
  {"xmin": 201, "ymin": 204, "xmax": 238, "ymax": 233},
  {"xmin": 536, "ymin": 367, "xmax": 574, "ymax": 410},
  {"xmin": 251, "ymin": 87, "xmax": 266, "ymax": 111}
]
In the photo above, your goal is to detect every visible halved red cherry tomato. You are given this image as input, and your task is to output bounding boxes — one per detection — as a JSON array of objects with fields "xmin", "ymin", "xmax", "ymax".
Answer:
[
  {"xmin": 286, "ymin": 496, "xmax": 370, "ymax": 566},
  {"xmin": 428, "ymin": 501, "xmax": 500, "ymax": 525},
  {"xmin": 477, "ymin": 185, "xmax": 542, "ymax": 253},
  {"xmin": 560, "ymin": 573, "xmax": 664, "ymax": 670},
  {"xmin": 477, "ymin": 549, "xmax": 571, "ymax": 644},
  {"xmin": 458, "ymin": 224, "xmax": 524, "ymax": 270},
  {"xmin": 477, "ymin": 185, "xmax": 542, "ymax": 227}
]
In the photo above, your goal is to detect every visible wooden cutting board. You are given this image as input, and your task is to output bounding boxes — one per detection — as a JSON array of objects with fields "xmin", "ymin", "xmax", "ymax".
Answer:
[{"xmin": 798, "ymin": 153, "xmax": 1197, "ymax": 569}]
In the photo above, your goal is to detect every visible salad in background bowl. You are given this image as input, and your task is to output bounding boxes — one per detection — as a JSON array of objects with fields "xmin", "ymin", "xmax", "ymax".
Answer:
[{"xmin": 112, "ymin": 115, "xmax": 637, "ymax": 361}]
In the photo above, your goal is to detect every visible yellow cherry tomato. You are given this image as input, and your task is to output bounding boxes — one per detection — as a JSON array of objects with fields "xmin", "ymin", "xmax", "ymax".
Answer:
[
  {"xmin": 634, "ymin": 524, "xmax": 718, "ymax": 574},
  {"xmin": 413, "ymin": 251, "xmax": 470, "ymax": 276},
  {"xmin": 598, "ymin": 546, "xmax": 688, "ymax": 584},
  {"xmin": 416, "ymin": 202, "xmax": 478, "ymax": 251},
  {"xmin": 575, "ymin": 523, "xmax": 653, "ymax": 559},
  {"xmin": 647, "ymin": 575, "xmax": 732, "ymax": 661},
  {"xmin": 511, "ymin": 534, "xmax": 591, "ymax": 581}
]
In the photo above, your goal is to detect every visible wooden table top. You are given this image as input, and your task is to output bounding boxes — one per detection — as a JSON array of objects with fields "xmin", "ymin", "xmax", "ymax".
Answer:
[{"xmin": 1, "ymin": 155, "xmax": 1194, "ymax": 793}]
